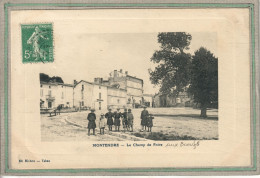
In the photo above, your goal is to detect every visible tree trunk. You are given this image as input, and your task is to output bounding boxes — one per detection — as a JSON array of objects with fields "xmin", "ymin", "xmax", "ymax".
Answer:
[{"xmin": 200, "ymin": 104, "xmax": 207, "ymax": 118}]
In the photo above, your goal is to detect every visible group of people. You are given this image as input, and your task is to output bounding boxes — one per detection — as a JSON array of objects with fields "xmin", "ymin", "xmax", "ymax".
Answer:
[{"xmin": 87, "ymin": 106, "xmax": 154, "ymax": 136}]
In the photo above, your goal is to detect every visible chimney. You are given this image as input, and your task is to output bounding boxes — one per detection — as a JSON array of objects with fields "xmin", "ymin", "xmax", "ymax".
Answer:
[
  {"xmin": 94, "ymin": 78, "xmax": 103, "ymax": 84},
  {"xmin": 114, "ymin": 70, "xmax": 118, "ymax": 78},
  {"xmin": 74, "ymin": 80, "xmax": 78, "ymax": 85},
  {"xmin": 94, "ymin": 78, "xmax": 99, "ymax": 84},
  {"xmin": 125, "ymin": 71, "xmax": 128, "ymax": 75}
]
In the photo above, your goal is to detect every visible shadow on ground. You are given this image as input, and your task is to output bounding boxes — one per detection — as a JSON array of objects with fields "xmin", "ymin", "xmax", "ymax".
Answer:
[{"xmin": 153, "ymin": 114, "xmax": 218, "ymax": 120}]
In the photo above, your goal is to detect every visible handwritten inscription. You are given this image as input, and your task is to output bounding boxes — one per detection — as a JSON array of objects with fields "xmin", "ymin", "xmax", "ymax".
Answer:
[{"xmin": 166, "ymin": 141, "xmax": 200, "ymax": 149}]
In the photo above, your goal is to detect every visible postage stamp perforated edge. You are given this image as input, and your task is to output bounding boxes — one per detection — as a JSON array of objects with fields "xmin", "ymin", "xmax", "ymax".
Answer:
[{"xmin": 20, "ymin": 22, "xmax": 54, "ymax": 64}]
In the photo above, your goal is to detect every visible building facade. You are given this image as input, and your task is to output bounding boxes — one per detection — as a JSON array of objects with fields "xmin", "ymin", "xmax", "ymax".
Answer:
[
  {"xmin": 40, "ymin": 70, "xmax": 145, "ymax": 111},
  {"xmin": 40, "ymin": 82, "xmax": 74, "ymax": 109},
  {"xmin": 73, "ymin": 80, "xmax": 93, "ymax": 109},
  {"xmin": 74, "ymin": 80, "xmax": 108, "ymax": 111},
  {"xmin": 92, "ymin": 83, "xmax": 108, "ymax": 111},
  {"xmin": 107, "ymin": 69, "xmax": 144, "ymax": 107},
  {"xmin": 143, "ymin": 94, "xmax": 154, "ymax": 107},
  {"xmin": 154, "ymin": 91, "xmax": 191, "ymax": 107},
  {"xmin": 107, "ymin": 86, "xmax": 127, "ymax": 109}
]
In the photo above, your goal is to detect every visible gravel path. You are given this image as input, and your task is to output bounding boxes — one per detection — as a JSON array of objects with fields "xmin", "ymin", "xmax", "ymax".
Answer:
[{"xmin": 41, "ymin": 108, "xmax": 218, "ymax": 141}]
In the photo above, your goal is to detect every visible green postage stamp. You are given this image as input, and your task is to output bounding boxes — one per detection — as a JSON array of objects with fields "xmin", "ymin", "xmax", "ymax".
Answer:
[{"xmin": 21, "ymin": 23, "xmax": 53, "ymax": 63}]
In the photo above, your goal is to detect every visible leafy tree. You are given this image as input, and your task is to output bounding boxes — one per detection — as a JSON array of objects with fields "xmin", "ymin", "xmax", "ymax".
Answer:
[
  {"xmin": 149, "ymin": 32, "xmax": 192, "ymax": 96},
  {"xmin": 39, "ymin": 73, "xmax": 64, "ymax": 83},
  {"xmin": 50, "ymin": 76, "xmax": 64, "ymax": 83},
  {"xmin": 40, "ymin": 73, "xmax": 50, "ymax": 82},
  {"xmin": 189, "ymin": 47, "xmax": 218, "ymax": 117}
]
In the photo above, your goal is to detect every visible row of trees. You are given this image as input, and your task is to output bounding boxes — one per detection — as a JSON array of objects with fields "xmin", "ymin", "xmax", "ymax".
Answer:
[{"xmin": 149, "ymin": 32, "xmax": 218, "ymax": 117}]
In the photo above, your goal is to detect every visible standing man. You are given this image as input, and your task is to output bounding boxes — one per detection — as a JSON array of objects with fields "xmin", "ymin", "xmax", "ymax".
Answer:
[
  {"xmin": 87, "ymin": 109, "xmax": 96, "ymax": 136},
  {"xmin": 114, "ymin": 108, "xmax": 121, "ymax": 132},
  {"xmin": 140, "ymin": 106, "xmax": 149, "ymax": 131},
  {"xmin": 105, "ymin": 108, "xmax": 114, "ymax": 131}
]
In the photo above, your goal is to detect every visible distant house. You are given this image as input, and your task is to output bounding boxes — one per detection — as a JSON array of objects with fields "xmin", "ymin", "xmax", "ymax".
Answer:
[
  {"xmin": 40, "ymin": 81, "xmax": 73, "ymax": 109},
  {"xmin": 154, "ymin": 91, "xmax": 192, "ymax": 107},
  {"xmin": 143, "ymin": 94, "xmax": 154, "ymax": 107}
]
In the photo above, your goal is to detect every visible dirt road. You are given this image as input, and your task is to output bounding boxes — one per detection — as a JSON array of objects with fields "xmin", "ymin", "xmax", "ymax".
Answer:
[{"xmin": 41, "ymin": 108, "xmax": 218, "ymax": 141}]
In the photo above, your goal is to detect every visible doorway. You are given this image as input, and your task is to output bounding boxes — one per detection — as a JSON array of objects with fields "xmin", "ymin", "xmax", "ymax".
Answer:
[{"xmin": 48, "ymin": 102, "xmax": 52, "ymax": 108}]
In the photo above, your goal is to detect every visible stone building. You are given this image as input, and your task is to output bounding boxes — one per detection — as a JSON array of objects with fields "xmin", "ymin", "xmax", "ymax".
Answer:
[
  {"xmin": 40, "ymin": 81, "xmax": 74, "ymax": 109},
  {"xmin": 107, "ymin": 86, "xmax": 127, "ymax": 109},
  {"xmin": 40, "ymin": 70, "xmax": 145, "ymax": 111},
  {"xmin": 106, "ymin": 69, "xmax": 144, "ymax": 108},
  {"xmin": 74, "ymin": 80, "xmax": 108, "ymax": 111},
  {"xmin": 143, "ymin": 94, "xmax": 154, "ymax": 107},
  {"xmin": 154, "ymin": 91, "xmax": 191, "ymax": 107}
]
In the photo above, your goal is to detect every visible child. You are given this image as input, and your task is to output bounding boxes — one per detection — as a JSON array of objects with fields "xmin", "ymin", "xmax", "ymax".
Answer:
[
  {"xmin": 127, "ymin": 109, "xmax": 134, "ymax": 132},
  {"xmin": 122, "ymin": 108, "xmax": 128, "ymax": 132},
  {"xmin": 147, "ymin": 114, "xmax": 154, "ymax": 132},
  {"xmin": 114, "ymin": 108, "xmax": 121, "ymax": 132},
  {"xmin": 99, "ymin": 114, "xmax": 106, "ymax": 135},
  {"xmin": 105, "ymin": 108, "xmax": 114, "ymax": 131}
]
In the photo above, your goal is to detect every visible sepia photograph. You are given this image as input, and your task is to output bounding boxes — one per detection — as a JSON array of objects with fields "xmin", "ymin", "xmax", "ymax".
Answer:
[
  {"xmin": 1, "ymin": 3, "xmax": 257, "ymax": 174},
  {"xmin": 39, "ymin": 32, "xmax": 218, "ymax": 142}
]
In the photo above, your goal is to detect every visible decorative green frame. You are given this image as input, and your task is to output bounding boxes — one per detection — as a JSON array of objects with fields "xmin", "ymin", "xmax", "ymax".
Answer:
[{"xmin": 3, "ymin": 2, "xmax": 257, "ymax": 173}]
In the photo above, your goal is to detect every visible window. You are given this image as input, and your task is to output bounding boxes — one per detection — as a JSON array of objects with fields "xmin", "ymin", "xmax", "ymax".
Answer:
[
  {"xmin": 99, "ymin": 86, "xmax": 101, "ymax": 89},
  {"xmin": 117, "ymin": 99, "xmax": 120, "ymax": 104},
  {"xmin": 61, "ymin": 92, "xmax": 64, "ymax": 99},
  {"xmin": 49, "ymin": 86, "xmax": 51, "ymax": 89},
  {"xmin": 99, "ymin": 92, "xmax": 101, "ymax": 99},
  {"xmin": 82, "ymin": 85, "xmax": 84, "ymax": 91},
  {"xmin": 81, "ymin": 91, "xmax": 84, "ymax": 99},
  {"xmin": 99, "ymin": 102, "xmax": 101, "ymax": 110},
  {"xmin": 40, "ymin": 89, "xmax": 43, "ymax": 97},
  {"xmin": 48, "ymin": 90, "xmax": 51, "ymax": 96},
  {"xmin": 40, "ymin": 85, "xmax": 43, "ymax": 88},
  {"xmin": 82, "ymin": 101, "xmax": 84, "ymax": 106}
]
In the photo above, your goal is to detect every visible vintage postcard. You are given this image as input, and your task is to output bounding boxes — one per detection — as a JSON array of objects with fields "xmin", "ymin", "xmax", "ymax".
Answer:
[{"xmin": 0, "ymin": 0, "xmax": 259, "ymax": 176}]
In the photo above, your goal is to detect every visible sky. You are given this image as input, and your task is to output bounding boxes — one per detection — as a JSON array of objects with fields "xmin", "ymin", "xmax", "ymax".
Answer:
[{"xmin": 39, "ymin": 32, "xmax": 217, "ymax": 95}]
